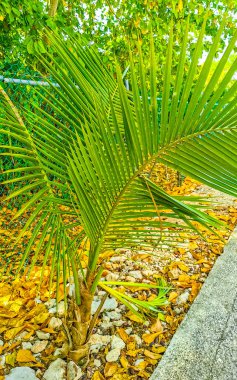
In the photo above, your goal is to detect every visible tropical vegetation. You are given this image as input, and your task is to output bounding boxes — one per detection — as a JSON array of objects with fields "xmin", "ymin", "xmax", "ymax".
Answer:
[{"xmin": 0, "ymin": 14, "xmax": 237, "ymax": 364}]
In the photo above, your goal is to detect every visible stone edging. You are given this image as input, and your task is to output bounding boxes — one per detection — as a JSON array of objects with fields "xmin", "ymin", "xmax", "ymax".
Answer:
[{"xmin": 150, "ymin": 227, "xmax": 237, "ymax": 380}]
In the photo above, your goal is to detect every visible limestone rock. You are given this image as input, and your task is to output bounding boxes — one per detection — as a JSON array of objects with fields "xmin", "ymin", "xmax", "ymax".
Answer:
[
  {"xmin": 48, "ymin": 317, "xmax": 62, "ymax": 330},
  {"xmin": 111, "ymin": 335, "xmax": 125, "ymax": 350},
  {"xmin": 43, "ymin": 358, "xmax": 66, "ymax": 380},
  {"xmin": 67, "ymin": 361, "xmax": 83, "ymax": 380},
  {"xmin": 36, "ymin": 331, "xmax": 50, "ymax": 340},
  {"xmin": 106, "ymin": 348, "xmax": 121, "ymax": 362},
  {"xmin": 5, "ymin": 367, "xmax": 37, "ymax": 380},
  {"xmin": 31, "ymin": 340, "xmax": 48, "ymax": 354}
]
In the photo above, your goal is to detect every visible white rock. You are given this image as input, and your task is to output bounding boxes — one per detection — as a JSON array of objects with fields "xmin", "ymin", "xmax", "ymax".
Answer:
[
  {"xmin": 100, "ymin": 321, "xmax": 113, "ymax": 329},
  {"xmin": 106, "ymin": 348, "xmax": 121, "ymax": 362},
  {"xmin": 105, "ymin": 311, "xmax": 121, "ymax": 320},
  {"xmin": 68, "ymin": 283, "xmax": 75, "ymax": 297},
  {"xmin": 90, "ymin": 334, "xmax": 111, "ymax": 354},
  {"xmin": 114, "ymin": 320, "xmax": 125, "ymax": 327},
  {"xmin": 49, "ymin": 307, "xmax": 57, "ymax": 314},
  {"xmin": 102, "ymin": 316, "xmax": 110, "ymax": 322},
  {"xmin": 111, "ymin": 336, "xmax": 125, "ymax": 350},
  {"xmin": 31, "ymin": 340, "xmax": 48, "ymax": 354},
  {"xmin": 129, "ymin": 270, "xmax": 143, "ymax": 279},
  {"xmin": 43, "ymin": 359, "xmax": 66, "ymax": 380},
  {"xmin": 106, "ymin": 272, "xmax": 120, "ymax": 281},
  {"xmin": 57, "ymin": 301, "xmax": 66, "ymax": 316},
  {"xmin": 90, "ymin": 334, "xmax": 111, "ymax": 346},
  {"xmin": 97, "ymin": 291, "xmax": 106, "ymax": 296},
  {"xmin": 176, "ymin": 291, "xmax": 190, "ymax": 305},
  {"xmin": 48, "ymin": 317, "xmax": 62, "ymax": 330},
  {"xmin": 35, "ymin": 298, "xmax": 42, "ymax": 304},
  {"xmin": 92, "ymin": 297, "xmax": 118, "ymax": 315},
  {"xmin": 91, "ymin": 300, "xmax": 101, "ymax": 315},
  {"xmin": 131, "ymin": 334, "xmax": 142, "ymax": 345},
  {"xmin": 22, "ymin": 342, "xmax": 32, "ymax": 350},
  {"xmin": 103, "ymin": 298, "xmax": 118, "ymax": 311},
  {"xmin": 0, "ymin": 340, "xmax": 3, "ymax": 346},
  {"xmin": 45, "ymin": 299, "xmax": 56, "ymax": 308},
  {"xmin": 125, "ymin": 276, "xmax": 136, "ymax": 282},
  {"xmin": 174, "ymin": 307, "xmax": 183, "ymax": 315},
  {"xmin": 67, "ymin": 361, "xmax": 83, "ymax": 380},
  {"xmin": 142, "ymin": 270, "xmax": 154, "ymax": 277},
  {"xmin": 110, "ymin": 255, "xmax": 126, "ymax": 262},
  {"xmin": 0, "ymin": 355, "xmax": 5, "ymax": 367},
  {"xmin": 94, "ymin": 359, "xmax": 101, "ymax": 367},
  {"xmin": 36, "ymin": 331, "xmax": 50, "ymax": 340},
  {"xmin": 54, "ymin": 348, "xmax": 62, "ymax": 356},
  {"xmin": 5, "ymin": 367, "xmax": 37, "ymax": 380}
]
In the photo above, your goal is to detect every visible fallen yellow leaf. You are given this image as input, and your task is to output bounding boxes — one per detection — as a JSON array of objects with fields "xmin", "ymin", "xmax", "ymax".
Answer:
[
  {"xmin": 142, "ymin": 332, "xmax": 161, "ymax": 344},
  {"xmin": 4, "ymin": 326, "xmax": 25, "ymax": 340},
  {"xmin": 152, "ymin": 346, "xmax": 166, "ymax": 354},
  {"xmin": 177, "ymin": 262, "xmax": 189, "ymax": 272},
  {"xmin": 168, "ymin": 291, "xmax": 178, "ymax": 302},
  {"xmin": 104, "ymin": 362, "xmax": 118, "ymax": 377},
  {"xmin": 144, "ymin": 349, "xmax": 162, "ymax": 360},
  {"xmin": 16, "ymin": 349, "xmax": 37, "ymax": 363},
  {"xmin": 120, "ymin": 355, "xmax": 129, "ymax": 369},
  {"xmin": 92, "ymin": 371, "xmax": 105, "ymax": 380},
  {"xmin": 125, "ymin": 311, "xmax": 143, "ymax": 323},
  {"xmin": 5, "ymin": 352, "xmax": 17, "ymax": 366},
  {"xmin": 33, "ymin": 312, "xmax": 49, "ymax": 324},
  {"xmin": 117, "ymin": 328, "xmax": 129, "ymax": 343}
]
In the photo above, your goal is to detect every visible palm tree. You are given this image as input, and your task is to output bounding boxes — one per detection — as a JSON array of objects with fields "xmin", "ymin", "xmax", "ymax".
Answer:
[{"xmin": 1, "ymin": 15, "xmax": 237, "ymax": 363}]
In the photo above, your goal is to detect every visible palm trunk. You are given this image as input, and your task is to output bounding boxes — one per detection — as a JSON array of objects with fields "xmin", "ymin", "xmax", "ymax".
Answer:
[{"xmin": 68, "ymin": 279, "xmax": 94, "ymax": 364}]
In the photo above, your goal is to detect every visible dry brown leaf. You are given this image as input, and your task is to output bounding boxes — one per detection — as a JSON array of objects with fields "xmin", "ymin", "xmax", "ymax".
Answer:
[
  {"xmin": 150, "ymin": 318, "xmax": 163, "ymax": 333},
  {"xmin": 16, "ymin": 349, "xmax": 37, "ymax": 363},
  {"xmin": 104, "ymin": 362, "xmax": 118, "ymax": 377},
  {"xmin": 142, "ymin": 332, "xmax": 161, "ymax": 344},
  {"xmin": 144, "ymin": 349, "xmax": 162, "ymax": 360}
]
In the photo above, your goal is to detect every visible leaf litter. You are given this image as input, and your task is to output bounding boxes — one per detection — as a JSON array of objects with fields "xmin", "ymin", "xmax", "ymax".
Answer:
[{"xmin": 0, "ymin": 172, "xmax": 237, "ymax": 379}]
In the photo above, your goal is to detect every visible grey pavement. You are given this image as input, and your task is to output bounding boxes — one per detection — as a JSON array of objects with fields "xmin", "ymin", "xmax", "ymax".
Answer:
[{"xmin": 150, "ymin": 227, "xmax": 237, "ymax": 380}]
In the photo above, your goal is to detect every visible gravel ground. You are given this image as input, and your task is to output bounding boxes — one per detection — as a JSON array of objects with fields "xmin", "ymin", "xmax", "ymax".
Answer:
[{"xmin": 1, "ymin": 181, "xmax": 237, "ymax": 380}]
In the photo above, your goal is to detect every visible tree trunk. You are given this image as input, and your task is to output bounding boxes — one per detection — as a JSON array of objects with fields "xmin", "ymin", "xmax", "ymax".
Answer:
[{"xmin": 68, "ymin": 282, "xmax": 93, "ymax": 364}]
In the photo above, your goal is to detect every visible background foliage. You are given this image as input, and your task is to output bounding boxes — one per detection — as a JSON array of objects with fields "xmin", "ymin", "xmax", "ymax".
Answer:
[{"xmin": 0, "ymin": 0, "xmax": 236, "ymax": 71}]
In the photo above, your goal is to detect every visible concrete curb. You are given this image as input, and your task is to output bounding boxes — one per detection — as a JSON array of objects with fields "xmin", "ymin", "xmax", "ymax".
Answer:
[{"xmin": 150, "ymin": 227, "xmax": 237, "ymax": 380}]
